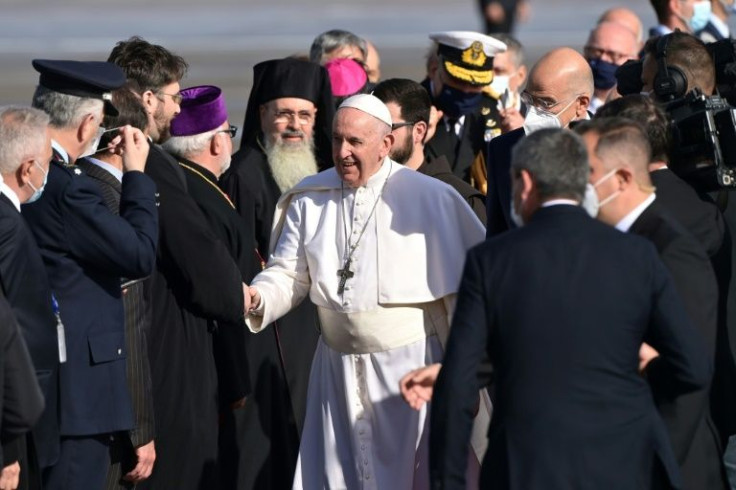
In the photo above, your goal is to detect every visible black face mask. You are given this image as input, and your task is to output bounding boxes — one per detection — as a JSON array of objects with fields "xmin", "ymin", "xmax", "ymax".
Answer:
[
  {"xmin": 588, "ymin": 58, "xmax": 619, "ymax": 90},
  {"xmin": 434, "ymin": 85, "xmax": 483, "ymax": 118}
]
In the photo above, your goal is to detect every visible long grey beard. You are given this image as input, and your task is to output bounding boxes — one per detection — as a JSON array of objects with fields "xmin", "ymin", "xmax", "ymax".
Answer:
[{"xmin": 265, "ymin": 139, "xmax": 319, "ymax": 193}]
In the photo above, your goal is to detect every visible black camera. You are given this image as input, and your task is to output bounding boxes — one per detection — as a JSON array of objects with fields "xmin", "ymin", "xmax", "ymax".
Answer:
[
  {"xmin": 614, "ymin": 36, "xmax": 736, "ymax": 190},
  {"xmin": 665, "ymin": 91, "xmax": 736, "ymax": 190}
]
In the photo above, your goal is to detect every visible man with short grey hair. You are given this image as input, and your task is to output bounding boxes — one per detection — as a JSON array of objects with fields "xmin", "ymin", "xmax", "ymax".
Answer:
[
  {"xmin": 309, "ymin": 29, "xmax": 367, "ymax": 65},
  {"xmin": 0, "ymin": 105, "xmax": 58, "ymax": 489},
  {"xmin": 244, "ymin": 94, "xmax": 485, "ymax": 488},
  {"xmin": 430, "ymin": 127, "xmax": 711, "ymax": 489}
]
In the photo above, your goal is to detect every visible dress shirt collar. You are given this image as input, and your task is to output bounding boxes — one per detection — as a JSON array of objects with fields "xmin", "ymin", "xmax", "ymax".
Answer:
[
  {"xmin": 616, "ymin": 193, "xmax": 656, "ymax": 233},
  {"xmin": 0, "ymin": 177, "xmax": 21, "ymax": 212},
  {"xmin": 541, "ymin": 198, "xmax": 579, "ymax": 208},
  {"xmin": 709, "ymin": 14, "xmax": 730, "ymax": 38},
  {"xmin": 51, "ymin": 139, "xmax": 70, "ymax": 164},
  {"xmin": 84, "ymin": 156, "xmax": 123, "ymax": 183}
]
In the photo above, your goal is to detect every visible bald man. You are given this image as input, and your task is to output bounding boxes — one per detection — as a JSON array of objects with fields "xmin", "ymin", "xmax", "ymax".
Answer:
[
  {"xmin": 598, "ymin": 7, "xmax": 644, "ymax": 45},
  {"xmin": 583, "ymin": 21, "xmax": 639, "ymax": 113},
  {"xmin": 485, "ymin": 47, "xmax": 593, "ymax": 236}
]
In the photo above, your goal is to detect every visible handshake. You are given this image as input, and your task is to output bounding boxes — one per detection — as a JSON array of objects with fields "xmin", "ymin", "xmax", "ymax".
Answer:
[{"xmin": 242, "ymin": 283, "xmax": 261, "ymax": 316}]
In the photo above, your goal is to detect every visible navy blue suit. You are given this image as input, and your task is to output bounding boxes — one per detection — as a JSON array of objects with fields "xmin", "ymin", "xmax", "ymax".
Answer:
[
  {"xmin": 485, "ymin": 128, "xmax": 524, "ymax": 237},
  {"xmin": 22, "ymin": 159, "xmax": 157, "ymax": 488},
  {"xmin": 431, "ymin": 205, "xmax": 711, "ymax": 490}
]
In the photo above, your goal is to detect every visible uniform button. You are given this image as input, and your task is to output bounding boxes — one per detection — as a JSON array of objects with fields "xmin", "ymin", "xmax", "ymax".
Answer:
[
  {"xmin": 359, "ymin": 429, "xmax": 365, "ymax": 435},
  {"xmin": 366, "ymin": 475, "xmax": 370, "ymax": 480},
  {"xmin": 117, "ymin": 348, "xmax": 122, "ymax": 355}
]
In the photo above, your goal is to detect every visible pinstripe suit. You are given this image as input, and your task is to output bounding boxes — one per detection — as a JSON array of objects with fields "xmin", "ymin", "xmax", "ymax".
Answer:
[{"xmin": 77, "ymin": 158, "xmax": 155, "ymax": 489}]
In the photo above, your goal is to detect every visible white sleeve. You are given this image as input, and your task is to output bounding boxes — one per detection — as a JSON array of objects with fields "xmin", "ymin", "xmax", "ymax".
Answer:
[{"xmin": 245, "ymin": 197, "xmax": 312, "ymax": 333}]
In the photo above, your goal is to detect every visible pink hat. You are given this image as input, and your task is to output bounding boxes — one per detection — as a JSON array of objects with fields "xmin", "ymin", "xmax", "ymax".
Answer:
[{"xmin": 324, "ymin": 58, "xmax": 368, "ymax": 97}]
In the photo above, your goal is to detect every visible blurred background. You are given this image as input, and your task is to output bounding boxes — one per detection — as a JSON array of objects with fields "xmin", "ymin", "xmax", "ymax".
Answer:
[{"xmin": 0, "ymin": 0, "xmax": 714, "ymax": 145}]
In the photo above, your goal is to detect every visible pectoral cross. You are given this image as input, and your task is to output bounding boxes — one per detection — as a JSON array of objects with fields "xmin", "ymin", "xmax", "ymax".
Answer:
[{"xmin": 337, "ymin": 258, "xmax": 354, "ymax": 295}]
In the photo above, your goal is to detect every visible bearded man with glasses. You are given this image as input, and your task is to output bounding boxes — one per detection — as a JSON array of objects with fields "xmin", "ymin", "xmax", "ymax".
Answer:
[{"xmin": 219, "ymin": 57, "xmax": 334, "ymax": 490}]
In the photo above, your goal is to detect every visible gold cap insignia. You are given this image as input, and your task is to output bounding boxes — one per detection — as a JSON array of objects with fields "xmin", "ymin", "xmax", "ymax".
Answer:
[{"xmin": 462, "ymin": 41, "xmax": 487, "ymax": 67}]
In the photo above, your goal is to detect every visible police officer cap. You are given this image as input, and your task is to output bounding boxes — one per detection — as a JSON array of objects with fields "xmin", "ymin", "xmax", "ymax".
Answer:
[
  {"xmin": 32, "ymin": 59, "xmax": 126, "ymax": 116},
  {"xmin": 429, "ymin": 31, "xmax": 507, "ymax": 86}
]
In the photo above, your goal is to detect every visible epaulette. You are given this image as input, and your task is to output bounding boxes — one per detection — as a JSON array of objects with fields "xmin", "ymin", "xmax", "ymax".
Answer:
[{"xmin": 51, "ymin": 159, "xmax": 84, "ymax": 176}]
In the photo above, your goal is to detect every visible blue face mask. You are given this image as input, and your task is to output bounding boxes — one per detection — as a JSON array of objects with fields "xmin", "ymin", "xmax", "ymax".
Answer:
[
  {"xmin": 689, "ymin": 1, "xmax": 712, "ymax": 32},
  {"xmin": 26, "ymin": 160, "xmax": 48, "ymax": 204},
  {"xmin": 434, "ymin": 85, "xmax": 483, "ymax": 118},
  {"xmin": 588, "ymin": 58, "xmax": 619, "ymax": 90}
]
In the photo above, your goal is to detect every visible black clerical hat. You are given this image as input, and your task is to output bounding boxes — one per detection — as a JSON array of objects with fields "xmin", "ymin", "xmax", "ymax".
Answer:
[
  {"xmin": 241, "ymin": 58, "xmax": 335, "ymax": 169},
  {"xmin": 32, "ymin": 59, "xmax": 126, "ymax": 116}
]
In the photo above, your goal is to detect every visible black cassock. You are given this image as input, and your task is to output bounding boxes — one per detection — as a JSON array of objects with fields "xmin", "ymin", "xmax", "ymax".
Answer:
[
  {"xmin": 138, "ymin": 145, "xmax": 245, "ymax": 490},
  {"xmin": 220, "ymin": 140, "xmax": 321, "ymax": 489},
  {"xmin": 177, "ymin": 157, "xmax": 260, "ymax": 488}
]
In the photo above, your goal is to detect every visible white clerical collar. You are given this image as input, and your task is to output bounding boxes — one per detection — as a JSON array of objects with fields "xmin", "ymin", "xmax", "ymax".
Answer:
[
  {"xmin": 85, "ymin": 156, "xmax": 123, "ymax": 183},
  {"xmin": 541, "ymin": 198, "xmax": 579, "ymax": 208},
  {"xmin": 51, "ymin": 139, "xmax": 70, "ymax": 164},
  {"xmin": 616, "ymin": 193, "xmax": 656, "ymax": 233},
  {"xmin": 363, "ymin": 157, "xmax": 393, "ymax": 189},
  {"xmin": 709, "ymin": 13, "xmax": 730, "ymax": 38},
  {"xmin": 0, "ymin": 177, "xmax": 21, "ymax": 212}
]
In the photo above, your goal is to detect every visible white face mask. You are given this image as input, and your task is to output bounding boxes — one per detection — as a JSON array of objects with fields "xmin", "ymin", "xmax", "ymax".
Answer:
[
  {"xmin": 522, "ymin": 97, "xmax": 577, "ymax": 135},
  {"xmin": 510, "ymin": 196, "xmax": 524, "ymax": 227},
  {"xmin": 80, "ymin": 126, "xmax": 106, "ymax": 159},
  {"xmin": 580, "ymin": 168, "xmax": 620, "ymax": 217},
  {"xmin": 490, "ymin": 75, "xmax": 510, "ymax": 97}
]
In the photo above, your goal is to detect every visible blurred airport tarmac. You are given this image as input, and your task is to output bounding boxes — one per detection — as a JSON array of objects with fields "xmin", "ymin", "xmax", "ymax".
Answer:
[{"xmin": 0, "ymin": 0, "xmax": 720, "ymax": 143}]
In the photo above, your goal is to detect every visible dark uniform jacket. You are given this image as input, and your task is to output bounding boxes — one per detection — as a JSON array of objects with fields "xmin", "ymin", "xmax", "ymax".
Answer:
[
  {"xmin": 75, "ymin": 158, "xmax": 157, "ymax": 489},
  {"xmin": 422, "ymin": 78, "xmax": 503, "ymax": 184},
  {"xmin": 418, "ymin": 155, "xmax": 487, "ymax": 226},
  {"xmin": 431, "ymin": 205, "xmax": 712, "ymax": 490},
  {"xmin": 0, "ymin": 192, "xmax": 59, "ymax": 469},
  {"xmin": 22, "ymin": 158, "xmax": 158, "ymax": 437}
]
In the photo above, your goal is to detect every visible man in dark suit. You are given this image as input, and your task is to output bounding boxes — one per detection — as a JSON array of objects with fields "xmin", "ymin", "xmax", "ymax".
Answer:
[
  {"xmin": 576, "ymin": 117, "xmax": 726, "ymax": 489},
  {"xmin": 486, "ymin": 47, "xmax": 593, "ymax": 237},
  {"xmin": 23, "ymin": 60, "xmax": 159, "ymax": 490},
  {"xmin": 75, "ymin": 87, "xmax": 157, "ymax": 489},
  {"xmin": 430, "ymin": 128, "xmax": 711, "ymax": 489},
  {"xmin": 595, "ymin": 95, "xmax": 724, "ymax": 258},
  {"xmin": 0, "ymin": 288, "xmax": 46, "ymax": 490},
  {"xmin": 0, "ymin": 106, "xmax": 60, "ymax": 489},
  {"xmin": 108, "ymin": 37, "xmax": 249, "ymax": 490}
]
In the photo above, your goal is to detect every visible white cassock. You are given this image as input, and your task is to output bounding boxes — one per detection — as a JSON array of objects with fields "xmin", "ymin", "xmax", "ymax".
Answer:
[{"xmin": 247, "ymin": 158, "xmax": 487, "ymax": 490}]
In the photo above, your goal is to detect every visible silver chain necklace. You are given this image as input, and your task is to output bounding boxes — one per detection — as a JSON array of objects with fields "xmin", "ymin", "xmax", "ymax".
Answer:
[{"xmin": 337, "ymin": 161, "xmax": 393, "ymax": 296}]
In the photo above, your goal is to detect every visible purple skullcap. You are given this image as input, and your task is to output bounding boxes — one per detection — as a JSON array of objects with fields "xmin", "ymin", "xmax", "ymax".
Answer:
[
  {"xmin": 170, "ymin": 85, "xmax": 228, "ymax": 137},
  {"xmin": 324, "ymin": 58, "xmax": 368, "ymax": 97}
]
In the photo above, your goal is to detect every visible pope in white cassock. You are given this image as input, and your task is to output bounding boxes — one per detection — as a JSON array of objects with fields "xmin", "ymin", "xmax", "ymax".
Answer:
[{"xmin": 245, "ymin": 94, "xmax": 486, "ymax": 489}]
